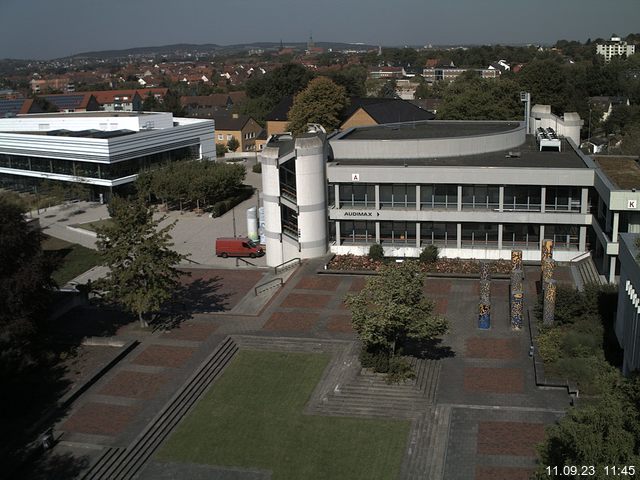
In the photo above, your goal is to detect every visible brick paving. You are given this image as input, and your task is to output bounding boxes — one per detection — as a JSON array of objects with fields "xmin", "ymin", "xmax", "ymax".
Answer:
[
  {"xmin": 262, "ymin": 311, "xmax": 320, "ymax": 332},
  {"xmin": 477, "ymin": 421, "xmax": 546, "ymax": 456},
  {"xmin": 424, "ymin": 279, "xmax": 452, "ymax": 295},
  {"xmin": 326, "ymin": 314, "xmax": 355, "ymax": 333},
  {"xmin": 132, "ymin": 345, "xmax": 197, "ymax": 368},
  {"xmin": 45, "ymin": 259, "xmax": 573, "ymax": 480},
  {"xmin": 61, "ymin": 402, "xmax": 140, "ymax": 436},
  {"xmin": 161, "ymin": 321, "xmax": 218, "ymax": 341},
  {"xmin": 296, "ymin": 276, "xmax": 341, "ymax": 291},
  {"xmin": 465, "ymin": 338, "xmax": 520, "ymax": 359},
  {"xmin": 280, "ymin": 293, "xmax": 332, "ymax": 309},
  {"xmin": 98, "ymin": 371, "xmax": 168, "ymax": 400},
  {"xmin": 464, "ymin": 367, "xmax": 525, "ymax": 394}
]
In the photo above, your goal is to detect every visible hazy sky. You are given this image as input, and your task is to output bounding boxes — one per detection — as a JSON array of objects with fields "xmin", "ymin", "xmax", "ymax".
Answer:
[{"xmin": 1, "ymin": 0, "xmax": 639, "ymax": 59}]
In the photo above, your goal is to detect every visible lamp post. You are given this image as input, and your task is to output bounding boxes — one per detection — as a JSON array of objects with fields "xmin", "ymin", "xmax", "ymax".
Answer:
[{"xmin": 588, "ymin": 108, "xmax": 592, "ymax": 143}]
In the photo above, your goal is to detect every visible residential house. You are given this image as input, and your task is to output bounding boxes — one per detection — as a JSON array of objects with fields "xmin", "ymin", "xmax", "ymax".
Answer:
[
  {"xmin": 38, "ymin": 93, "xmax": 101, "ymax": 113},
  {"xmin": 212, "ymin": 113, "xmax": 263, "ymax": 152},
  {"xmin": 89, "ymin": 90, "xmax": 143, "ymax": 112},
  {"xmin": 180, "ymin": 92, "xmax": 247, "ymax": 118},
  {"xmin": 265, "ymin": 96, "xmax": 293, "ymax": 137},
  {"xmin": 340, "ymin": 98, "xmax": 435, "ymax": 130},
  {"xmin": 589, "ymin": 96, "xmax": 631, "ymax": 122}
]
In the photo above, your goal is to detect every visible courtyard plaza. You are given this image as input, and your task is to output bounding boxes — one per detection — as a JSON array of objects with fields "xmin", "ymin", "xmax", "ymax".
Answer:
[{"xmin": 28, "ymin": 257, "xmax": 572, "ymax": 480}]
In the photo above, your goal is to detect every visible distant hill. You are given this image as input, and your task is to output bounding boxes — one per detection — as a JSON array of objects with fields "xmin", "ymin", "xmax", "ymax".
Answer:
[{"xmin": 64, "ymin": 41, "xmax": 379, "ymax": 60}]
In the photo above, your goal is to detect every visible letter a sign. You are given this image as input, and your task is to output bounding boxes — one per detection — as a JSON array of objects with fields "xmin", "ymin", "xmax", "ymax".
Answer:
[{"xmin": 351, "ymin": 173, "xmax": 360, "ymax": 182}]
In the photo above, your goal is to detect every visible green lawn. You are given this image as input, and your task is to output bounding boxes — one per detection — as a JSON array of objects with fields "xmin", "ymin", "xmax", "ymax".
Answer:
[
  {"xmin": 158, "ymin": 350, "xmax": 410, "ymax": 480},
  {"xmin": 42, "ymin": 236, "xmax": 101, "ymax": 285},
  {"xmin": 76, "ymin": 218, "xmax": 113, "ymax": 232}
]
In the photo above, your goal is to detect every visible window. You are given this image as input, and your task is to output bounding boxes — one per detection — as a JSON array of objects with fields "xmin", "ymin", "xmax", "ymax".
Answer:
[
  {"xmin": 421, "ymin": 222, "xmax": 456, "ymax": 246},
  {"xmin": 502, "ymin": 224, "xmax": 540, "ymax": 248},
  {"xmin": 420, "ymin": 184, "xmax": 457, "ymax": 209},
  {"xmin": 218, "ymin": 134, "xmax": 224, "ymax": 140},
  {"xmin": 339, "ymin": 183, "xmax": 375, "ymax": 207},
  {"xmin": 281, "ymin": 205, "xmax": 298, "ymax": 239},
  {"xmin": 341, "ymin": 221, "xmax": 376, "ymax": 244},
  {"xmin": 545, "ymin": 187, "xmax": 581, "ymax": 212},
  {"xmin": 461, "ymin": 223, "xmax": 498, "ymax": 246},
  {"xmin": 226, "ymin": 134, "xmax": 233, "ymax": 141},
  {"xmin": 503, "ymin": 186, "xmax": 542, "ymax": 211},
  {"xmin": 544, "ymin": 225, "xmax": 579, "ymax": 250},
  {"xmin": 462, "ymin": 185, "xmax": 499, "ymax": 210},
  {"xmin": 380, "ymin": 221, "xmax": 416, "ymax": 244},
  {"xmin": 379, "ymin": 184, "xmax": 416, "ymax": 208}
]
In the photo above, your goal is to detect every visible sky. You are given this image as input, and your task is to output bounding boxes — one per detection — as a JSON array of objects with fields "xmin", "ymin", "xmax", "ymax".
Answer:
[{"xmin": 1, "ymin": 0, "xmax": 639, "ymax": 60}]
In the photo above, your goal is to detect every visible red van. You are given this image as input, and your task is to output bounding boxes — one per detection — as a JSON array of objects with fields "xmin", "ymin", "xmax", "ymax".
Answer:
[{"xmin": 215, "ymin": 237, "xmax": 264, "ymax": 258}]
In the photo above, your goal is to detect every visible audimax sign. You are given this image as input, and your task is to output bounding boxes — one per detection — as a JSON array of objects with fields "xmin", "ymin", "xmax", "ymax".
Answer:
[{"xmin": 340, "ymin": 211, "xmax": 380, "ymax": 217}]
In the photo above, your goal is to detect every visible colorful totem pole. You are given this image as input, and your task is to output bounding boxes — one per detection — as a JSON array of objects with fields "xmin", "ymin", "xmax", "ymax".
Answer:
[
  {"xmin": 478, "ymin": 271, "xmax": 491, "ymax": 329},
  {"xmin": 541, "ymin": 257, "xmax": 555, "ymax": 291},
  {"xmin": 510, "ymin": 250, "xmax": 524, "ymax": 330},
  {"xmin": 543, "ymin": 279, "xmax": 557, "ymax": 325},
  {"xmin": 511, "ymin": 249, "xmax": 523, "ymax": 272}
]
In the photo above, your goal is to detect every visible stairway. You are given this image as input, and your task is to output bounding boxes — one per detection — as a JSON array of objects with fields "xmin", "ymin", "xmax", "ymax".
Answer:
[
  {"xmin": 308, "ymin": 357, "xmax": 441, "ymax": 419},
  {"xmin": 401, "ymin": 405, "xmax": 452, "ymax": 480},
  {"xmin": 82, "ymin": 337, "xmax": 239, "ymax": 480},
  {"xmin": 575, "ymin": 254, "xmax": 603, "ymax": 288}
]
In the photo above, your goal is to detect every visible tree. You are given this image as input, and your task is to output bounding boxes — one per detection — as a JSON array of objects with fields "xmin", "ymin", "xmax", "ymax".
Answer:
[
  {"xmin": 287, "ymin": 77, "xmax": 348, "ymax": 134},
  {"xmin": 227, "ymin": 136, "xmax": 240, "ymax": 152},
  {"xmin": 377, "ymin": 79, "xmax": 398, "ymax": 98},
  {"xmin": 216, "ymin": 143, "xmax": 227, "ymax": 157},
  {"xmin": 534, "ymin": 394, "xmax": 640, "ymax": 479},
  {"xmin": 141, "ymin": 92, "xmax": 160, "ymax": 111},
  {"xmin": 0, "ymin": 194, "xmax": 54, "ymax": 385},
  {"xmin": 96, "ymin": 197, "xmax": 187, "ymax": 327},
  {"xmin": 437, "ymin": 75, "xmax": 521, "ymax": 120},
  {"xmin": 345, "ymin": 262, "xmax": 448, "ymax": 358}
]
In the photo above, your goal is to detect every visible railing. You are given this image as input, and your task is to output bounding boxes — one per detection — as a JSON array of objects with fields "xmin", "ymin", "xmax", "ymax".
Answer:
[
  {"xmin": 274, "ymin": 257, "xmax": 300, "ymax": 275},
  {"xmin": 254, "ymin": 278, "xmax": 283, "ymax": 295},
  {"xmin": 235, "ymin": 257, "xmax": 256, "ymax": 267}
]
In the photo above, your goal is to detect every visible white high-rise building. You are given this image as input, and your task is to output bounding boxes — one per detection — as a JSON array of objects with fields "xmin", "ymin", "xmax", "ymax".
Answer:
[{"xmin": 596, "ymin": 35, "xmax": 636, "ymax": 63}]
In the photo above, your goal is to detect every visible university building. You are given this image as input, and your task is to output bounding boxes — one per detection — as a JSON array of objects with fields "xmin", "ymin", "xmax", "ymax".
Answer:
[
  {"xmin": 260, "ymin": 105, "xmax": 640, "ymax": 284},
  {"xmin": 0, "ymin": 111, "xmax": 215, "ymax": 200}
]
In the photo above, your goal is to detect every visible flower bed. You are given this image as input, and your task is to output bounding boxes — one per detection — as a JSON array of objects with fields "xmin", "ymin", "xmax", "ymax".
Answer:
[{"xmin": 327, "ymin": 254, "xmax": 512, "ymax": 275}]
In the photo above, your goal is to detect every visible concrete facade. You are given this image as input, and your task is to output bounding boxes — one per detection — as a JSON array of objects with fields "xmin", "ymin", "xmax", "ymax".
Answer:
[
  {"xmin": 0, "ymin": 111, "xmax": 215, "ymax": 198},
  {"xmin": 616, "ymin": 233, "xmax": 640, "ymax": 374}
]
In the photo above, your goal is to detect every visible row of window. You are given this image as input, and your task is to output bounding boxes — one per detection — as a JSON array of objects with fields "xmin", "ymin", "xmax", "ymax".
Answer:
[
  {"xmin": 332, "ymin": 221, "xmax": 580, "ymax": 249},
  {"xmin": 0, "ymin": 146, "xmax": 199, "ymax": 181},
  {"xmin": 330, "ymin": 184, "xmax": 585, "ymax": 212}
]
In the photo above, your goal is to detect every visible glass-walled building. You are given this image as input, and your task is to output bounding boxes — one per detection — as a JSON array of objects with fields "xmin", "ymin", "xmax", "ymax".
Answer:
[{"xmin": 0, "ymin": 111, "xmax": 215, "ymax": 200}]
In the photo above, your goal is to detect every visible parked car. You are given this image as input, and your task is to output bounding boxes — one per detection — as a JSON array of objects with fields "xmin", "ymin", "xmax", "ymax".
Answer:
[{"xmin": 215, "ymin": 237, "xmax": 264, "ymax": 258}]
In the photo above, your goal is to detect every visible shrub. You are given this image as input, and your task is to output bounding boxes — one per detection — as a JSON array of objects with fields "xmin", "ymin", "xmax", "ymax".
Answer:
[
  {"xmin": 419, "ymin": 245, "xmax": 439, "ymax": 263},
  {"xmin": 210, "ymin": 186, "xmax": 254, "ymax": 218},
  {"xmin": 386, "ymin": 357, "xmax": 416, "ymax": 384},
  {"xmin": 359, "ymin": 347, "xmax": 390, "ymax": 373},
  {"xmin": 252, "ymin": 162, "xmax": 262, "ymax": 173},
  {"xmin": 536, "ymin": 326, "xmax": 564, "ymax": 363},
  {"xmin": 368, "ymin": 243, "xmax": 384, "ymax": 261}
]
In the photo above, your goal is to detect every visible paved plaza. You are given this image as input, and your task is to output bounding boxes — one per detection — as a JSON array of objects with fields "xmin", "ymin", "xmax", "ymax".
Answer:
[{"xmin": 28, "ymin": 259, "xmax": 574, "ymax": 479}]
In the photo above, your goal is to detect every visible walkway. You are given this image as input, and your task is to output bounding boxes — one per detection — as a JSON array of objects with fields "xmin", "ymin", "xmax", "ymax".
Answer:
[{"xmin": 31, "ymin": 259, "xmax": 572, "ymax": 480}]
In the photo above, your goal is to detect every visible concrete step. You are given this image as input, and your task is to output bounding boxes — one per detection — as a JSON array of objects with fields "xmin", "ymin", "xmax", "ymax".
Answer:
[
  {"xmin": 424, "ymin": 405, "xmax": 452, "ymax": 480},
  {"xmin": 83, "ymin": 337, "xmax": 239, "ymax": 480}
]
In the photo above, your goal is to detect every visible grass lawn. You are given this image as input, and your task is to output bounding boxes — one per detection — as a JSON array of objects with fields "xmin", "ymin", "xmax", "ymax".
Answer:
[
  {"xmin": 42, "ymin": 235, "xmax": 101, "ymax": 285},
  {"xmin": 76, "ymin": 218, "xmax": 113, "ymax": 232},
  {"xmin": 158, "ymin": 350, "xmax": 410, "ymax": 480}
]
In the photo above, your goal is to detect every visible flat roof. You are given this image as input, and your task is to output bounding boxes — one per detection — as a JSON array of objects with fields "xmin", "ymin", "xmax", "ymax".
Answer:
[
  {"xmin": 595, "ymin": 155, "xmax": 640, "ymax": 190},
  {"xmin": 338, "ymin": 120, "xmax": 521, "ymax": 141},
  {"xmin": 330, "ymin": 136, "xmax": 588, "ymax": 169},
  {"xmin": 3, "ymin": 129, "xmax": 137, "ymax": 139},
  {"xmin": 17, "ymin": 111, "xmax": 160, "ymax": 118}
]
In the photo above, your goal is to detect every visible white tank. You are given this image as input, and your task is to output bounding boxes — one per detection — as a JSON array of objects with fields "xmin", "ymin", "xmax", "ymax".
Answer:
[{"xmin": 246, "ymin": 207, "xmax": 258, "ymax": 241}]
